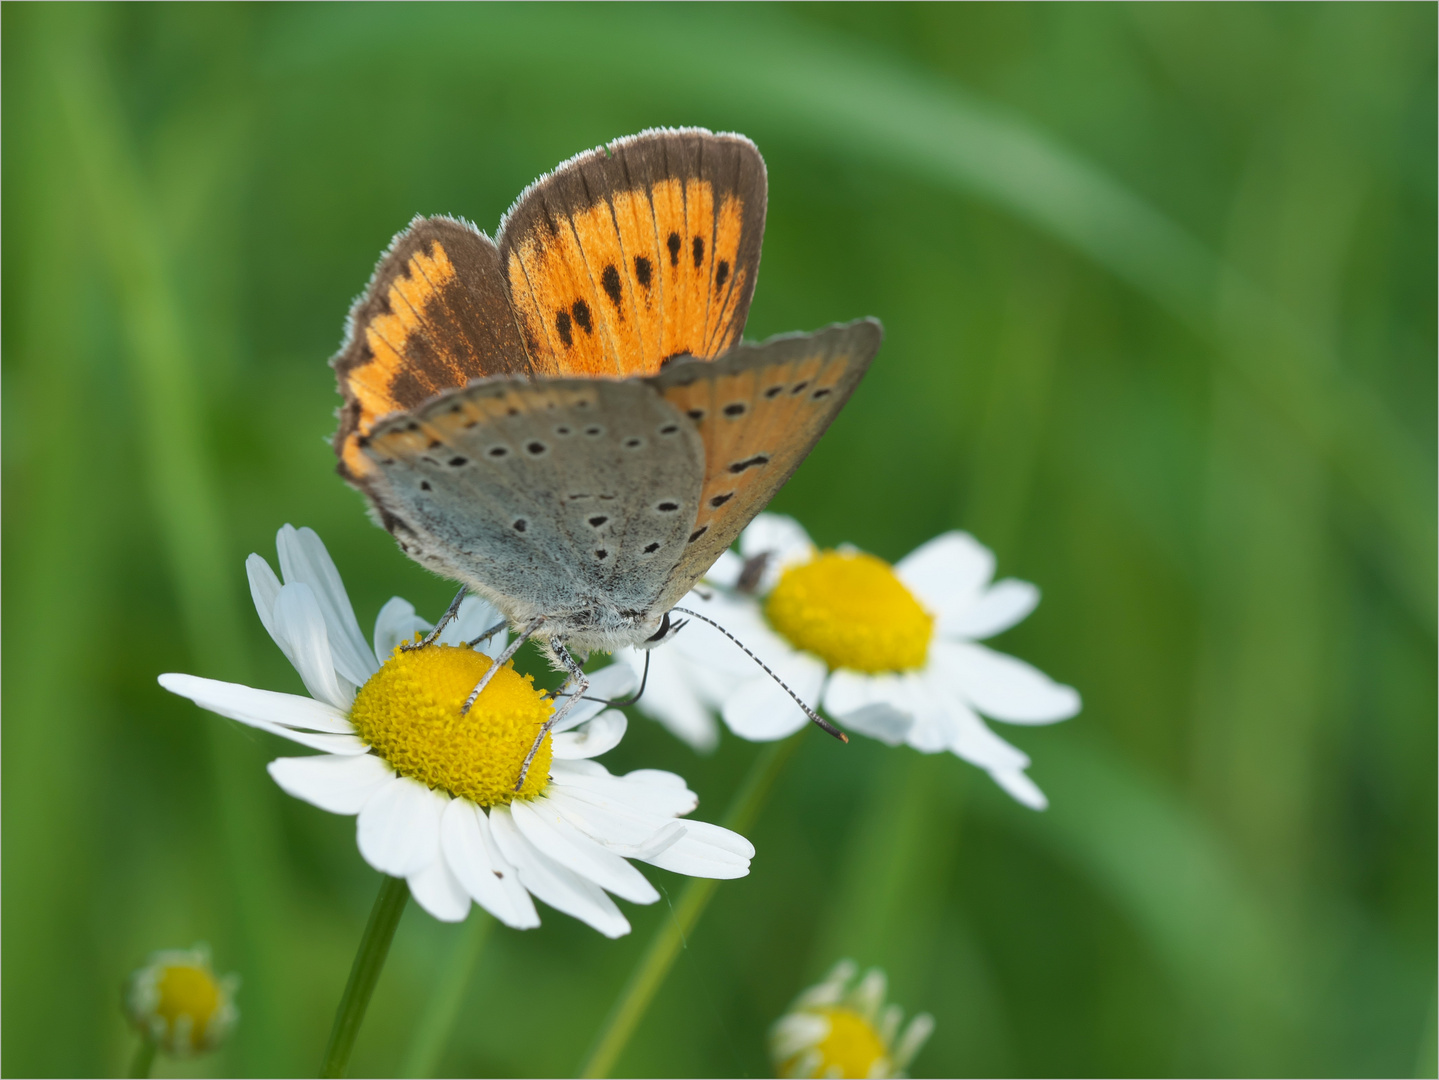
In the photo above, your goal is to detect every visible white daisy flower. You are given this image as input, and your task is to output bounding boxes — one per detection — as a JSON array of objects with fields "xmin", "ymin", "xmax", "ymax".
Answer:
[
  {"xmin": 124, "ymin": 943, "xmax": 239, "ymax": 1057},
  {"xmin": 620, "ymin": 515, "xmax": 1080, "ymax": 810},
  {"xmin": 160, "ymin": 525, "xmax": 752, "ymax": 937},
  {"xmin": 769, "ymin": 959, "xmax": 933, "ymax": 1079}
]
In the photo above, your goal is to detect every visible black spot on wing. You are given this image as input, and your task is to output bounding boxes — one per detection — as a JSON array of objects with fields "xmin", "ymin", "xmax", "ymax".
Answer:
[
  {"xmin": 572, "ymin": 300, "xmax": 593, "ymax": 334},
  {"xmin": 556, "ymin": 310, "xmax": 573, "ymax": 347},
  {"xmin": 634, "ymin": 255, "xmax": 653, "ymax": 288},
  {"xmin": 716, "ymin": 260, "xmax": 729, "ymax": 289},
  {"xmin": 601, "ymin": 264, "xmax": 623, "ymax": 309},
  {"xmin": 667, "ymin": 232, "xmax": 681, "ymax": 266},
  {"xmin": 728, "ymin": 455, "xmax": 770, "ymax": 474},
  {"xmin": 692, "ymin": 235, "xmax": 704, "ymax": 268}
]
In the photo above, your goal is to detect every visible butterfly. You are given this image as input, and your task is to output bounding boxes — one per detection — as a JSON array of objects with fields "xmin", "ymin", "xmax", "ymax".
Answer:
[{"xmin": 330, "ymin": 127, "xmax": 881, "ymax": 768}]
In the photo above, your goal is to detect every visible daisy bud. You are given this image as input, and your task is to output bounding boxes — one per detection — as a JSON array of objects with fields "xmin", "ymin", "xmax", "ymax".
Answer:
[
  {"xmin": 124, "ymin": 945, "xmax": 239, "ymax": 1056},
  {"xmin": 770, "ymin": 960, "xmax": 933, "ymax": 1079}
]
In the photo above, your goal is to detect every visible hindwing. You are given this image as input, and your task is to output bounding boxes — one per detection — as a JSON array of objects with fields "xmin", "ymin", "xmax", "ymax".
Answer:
[{"xmin": 648, "ymin": 319, "xmax": 883, "ymax": 609}]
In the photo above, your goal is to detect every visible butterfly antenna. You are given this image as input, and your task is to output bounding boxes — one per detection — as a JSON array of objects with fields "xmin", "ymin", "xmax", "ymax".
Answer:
[{"xmin": 671, "ymin": 606, "xmax": 848, "ymax": 743}]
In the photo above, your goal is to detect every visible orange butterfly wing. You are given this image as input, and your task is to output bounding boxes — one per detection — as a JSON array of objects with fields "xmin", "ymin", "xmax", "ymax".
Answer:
[
  {"xmin": 498, "ymin": 128, "xmax": 766, "ymax": 377},
  {"xmin": 648, "ymin": 319, "xmax": 883, "ymax": 610},
  {"xmin": 332, "ymin": 216, "xmax": 529, "ymax": 482},
  {"xmin": 333, "ymin": 128, "xmax": 767, "ymax": 485}
]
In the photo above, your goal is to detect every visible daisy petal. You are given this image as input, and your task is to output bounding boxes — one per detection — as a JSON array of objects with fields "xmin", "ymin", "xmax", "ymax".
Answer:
[
  {"xmin": 488, "ymin": 806, "xmax": 631, "ymax": 938},
  {"xmin": 945, "ymin": 578, "xmax": 1039, "ymax": 640},
  {"xmin": 895, "ymin": 531, "xmax": 994, "ymax": 625},
  {"xmin": 274, "ymin": 583, "xmax": 351, "ymax": 709},
  {"xmin": 407, "ymin": 854, "xmax": 472, "ymax": 922},
  {"xmin": 941, "ymin": 694, "xmax": 1032, "ymax": 772},
  {"xmin": 440, "ymin": 596, "xmax": 508, "ymax": 657},
  {"xmin": 267, "ymin": 753, "xmax": 394, "ymax": 814},
  {"xmin": 158, "ymin": 674, "xmax": 368, "ymax": 754},
  {"xmin": 439, "ymin": 800, "xmax": 539, "ymax": 929},
  {"xmin": 356, "ymin": 776, "xmax": 444, "ymax": 877},
  {"xmin": 549, "ymin": 760, "xmax": 699, "ymax": 817},
  {"xmin": 617, "ymin": 647, "xmax": 720, "ymax": 753},
  {"xmin": 551, "ymin": 709, "xmax": 627, "ymax": 759},
  {"xmin": 643, "ymin": 820, "xmax": 752, "ymax": 879},
  {"xmin": 739, "ymin": 513, "xmax": 815, "ymax": 568},
  {"xmin": 722, "ymin": 651, "xmax": 826, "ymax": 742},
  {"xmin": 276, "ymin": 526, "xmax": 377, "ymax": 686},
  {"xmin": 991, "ymin": 768, "xmax": 1049, "ymax": 810},
  {"xmin": 511, "ymin": 798, "xmax": 659, "ymax": 904},
  {"xmin": 373, "ymin": 597, "xmax": 429, "ymax": 661},
  {"xmin": 704, "ymin": 548, "xmax": 744, "ymax": 588},
  {"xmin": 246, "ymin": 554, "xmax": 283, "ymax": 646},
  {"xmin": 772, "ymin": 1013, "xmax": 831, "ymax": 1060},
  {"xmin": 933, "ymin": 640, "xmax": 1081, "ymax": 723},
  {"xmin": 823, "ymin": 671, "xmax": 915, "ymax": 746},
  {"xmin": 543, "ymin": 788, "xmax": 687, "ymax": 858}
]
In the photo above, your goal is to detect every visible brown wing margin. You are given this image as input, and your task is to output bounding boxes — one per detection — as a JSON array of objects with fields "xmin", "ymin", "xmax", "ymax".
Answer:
[
  {"xmin": 649, "ymin": 318, "xmax": 883, "ymax": 610},
  {"xmin": 332, "ymin": 215, "xmax": 529, "ymax": 482},
  {"xmin": 496, "ymin": 127, "xmax": 767, "ymax": 378}
]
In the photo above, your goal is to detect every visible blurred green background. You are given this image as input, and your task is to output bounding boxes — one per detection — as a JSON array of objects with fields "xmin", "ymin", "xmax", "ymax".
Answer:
[{"xmin": 4, "ymin": 3, "xmax": 1435, "ymax": 1077}]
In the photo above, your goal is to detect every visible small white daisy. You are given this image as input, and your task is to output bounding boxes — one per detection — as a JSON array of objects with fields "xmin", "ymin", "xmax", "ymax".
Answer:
[
  {"xmin": 124, "ymin": 943, "xmax": 239, "ymax": 1057},
  {"xmin": 770, "ymin": 960, "xmax": 933, "ymax": 1079},
  {"xmin": 160, "ymin": 525, "xmax": 752, "ymax": 937},
  {"xmin": 619, "ymin": 515, "xmax": 1080, "ymax": 809}
]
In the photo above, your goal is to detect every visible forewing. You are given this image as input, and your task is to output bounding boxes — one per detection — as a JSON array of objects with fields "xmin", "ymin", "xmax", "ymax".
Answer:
[
  {"xmin": 333, "ymin": 216, "xmax": 529, "ymax": 481},
  {"xmin": 358, "ymin": 378, "xmax": 705, "ymax": 619},
  {"xmin": 498, "ymin": 127, "xmax": 766, "ymax": 378},
  {"xmin": 648, "ymin": 319, "xmax": 883, "ymax": 609}
]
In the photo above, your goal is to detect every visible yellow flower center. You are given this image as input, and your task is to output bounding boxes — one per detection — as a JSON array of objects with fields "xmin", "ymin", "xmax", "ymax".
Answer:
[
  {"xmin": 349, "ymin": 644, "xmax": 553, "ymax": 805},
  {"xmin": 154, "ymin": 964, "xmax": 221, "ymax": 1044},
  {"xmin": 812, "ymin": 1006, "xmax": 890, "ymax": 1079},
  {"xmin": 765, "ymin": 551, "xmax": 933, "ymax": 673}
]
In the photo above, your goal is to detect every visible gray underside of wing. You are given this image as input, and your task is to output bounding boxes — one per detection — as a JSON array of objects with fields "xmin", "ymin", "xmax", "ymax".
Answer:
[{"xmin": 361, "ymin": 377, "xmax": 705, "ymax": 623}]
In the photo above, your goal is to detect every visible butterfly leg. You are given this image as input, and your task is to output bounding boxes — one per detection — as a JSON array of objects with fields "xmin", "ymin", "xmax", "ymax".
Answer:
[
  {"xmin": 466, "ymin": 621, "xmax": 508, "ymax": 649},
  {"xmin": 402, "ymin": 587, "xmax": 468, "ymax": 651},
  {"xmin": 513, "ymin": 639, "xmax": 589, "ymax": 791},
  {"xmin": 459, "ymin": 616, "xmax": 544, "ymax": 716}
]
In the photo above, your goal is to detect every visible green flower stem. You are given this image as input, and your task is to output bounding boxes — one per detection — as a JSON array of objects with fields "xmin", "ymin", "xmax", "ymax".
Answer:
[
  {"xmin": 127, "ymin": 1038, "xmax": 158, "ymax": 1079},
  {"xmin": 579, "ymin": 731, "xmax": 806, "ymax": 1079},
  {"xmin": 321, "ymin": 875, "xmax": 411, "ymax": 1078},
  {"xmin": 399, "ymin": 911, "xmax": 494, "ymax": 1078}
]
